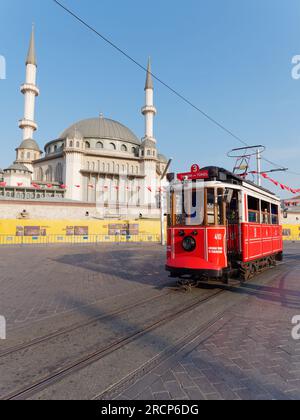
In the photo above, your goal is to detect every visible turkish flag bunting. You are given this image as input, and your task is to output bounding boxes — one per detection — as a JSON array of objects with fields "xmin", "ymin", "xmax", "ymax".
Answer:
[
  {"xmin": 147, "ymin": 187, "xmax": 152, "ymax": 192},
  {"xmin": 17, "ymin": 183, "xmax": 23, "ymax": 187},
  {"xmin": 47, "ymin": 184, "xmax": 53, "ymax": 188},
  {"xmin": 75, "ymin": 185, "xmax": 81, "ymax": 188},
  {"xmin": 32, "ymin": 183, "xmax": 41, "ymax": 189},
  {"xmin": 60, "ymin": 184, "xmax": 67, "ymax": 189},
  {"xmin": 0, "ymin": 182, "xmax": 7, "ymax": 187}
]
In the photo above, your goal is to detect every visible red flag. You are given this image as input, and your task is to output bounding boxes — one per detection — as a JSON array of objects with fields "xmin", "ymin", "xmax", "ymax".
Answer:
[
  {"xmin": 47, "ymin": 184, "xmax": 53, "ymax": 188},
  {"xmin": 60, "ymin": 184, "xmax": 67, "ymax": 189},
  {"xmin": 261, "ymin": 173, "xmax": 269, "ymax": 179},
  {"xmin": 75, "ymin": 185, "xmax": 81, "ymax": 188},
  {"xmin": 32, "ymin": 183, "xmax": 41, "ymax": 189},
  {"xmin": 17, "ymin": 183, "xmax": 23, "ymax": 187},
  {"xmin": 269, "ymin": 178, "xmax": 279, "ymax": 186},
  {"xmin": 147, "ymin": 186, "xmax": 152, "ymax": 192},
  {"xmin": 0, "ymin": 182, "xmax": 7, "ymax": 187}
]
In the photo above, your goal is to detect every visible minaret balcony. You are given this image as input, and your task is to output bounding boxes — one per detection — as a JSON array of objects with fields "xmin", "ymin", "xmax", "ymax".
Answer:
[
  {"xmin": 20, "ymin": 84, "xmax": 40, "ymax": 96},
  {"xmin": 18, "ymin": 119, "xmax": 38, "ymax": 131},
  {"xmin": 141, "ymin": 105, "xmax": 157, "ymax": 115}
]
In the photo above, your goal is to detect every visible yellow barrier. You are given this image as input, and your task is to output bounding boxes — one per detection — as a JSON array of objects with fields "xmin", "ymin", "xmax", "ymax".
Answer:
[
  {"xmin": 0, "ymin": 219, "xmax": 164, "ymax": 245},
  {"xmin": 282, "ymin": 224, "xmax": 300, "ymax": 241}
]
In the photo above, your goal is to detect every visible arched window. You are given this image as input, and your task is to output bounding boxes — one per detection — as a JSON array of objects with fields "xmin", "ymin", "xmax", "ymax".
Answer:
[
  {"xmin": 147, "ymin": 150, "xmax": 151, "ymax": 156},
  {"xmin": 55, "ymin": 163, "xmax": 63, "ymax": 183},
  {"xmin": 21, "ymin": 152, "xmax": 25, "ymax": 159},
  {"xmin": 69, "ymin": 141, "xmax": 73, "ymax": 148},
  {"xmin": 85, "ymin": 142, "xmax": 91, "ymax": 149},
  {"xmin": 27, "ymin": 152, "xmax": 31, "ymax": 159},
  {"xmin": 87, "ymin": 161, "xmax": 90, "ymax": 170},
  {"xmin": 45, "ymin": 166, "xmax": 53, "ymax": 182},
  {"xmin": 116, "ymin": 164, "xmax": 120, "ymax": 173},
  {"xmin": 121, "ymin": 144, "xmax": 127, "ymax": 152},
  {"xmin": 109, "ymin": 143, "xmax": 116, "ymax": 151},
  {"xmin": 37, "ymin": 167, "xmax": 44, "ymax": 181},
  {"xmin": 96, "ymin": 142, "xmax": 103, "ymax": 149},
  {"xmin": 76, "ymin": 142, "xmax": 80, "ymax": 148},
  {"xmin": 92, "ymin": 162, "xmax": 95, "ymax": 171},
  {"xmin": 54, "ymin": 145, "xmax": 58, "ymax": 152},
  {"xmin": 132, "ymin": 147, "xmax": 136, "ymax": 155}
]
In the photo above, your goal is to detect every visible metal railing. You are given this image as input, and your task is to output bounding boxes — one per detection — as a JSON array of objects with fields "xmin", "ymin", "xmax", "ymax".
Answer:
[{"xmin": 0, "ymin": 234, "xmax": 161, "ymax": 246}]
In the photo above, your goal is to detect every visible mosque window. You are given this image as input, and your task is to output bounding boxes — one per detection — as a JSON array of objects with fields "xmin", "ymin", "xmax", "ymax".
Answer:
[
  {"xmin": 76, "ymin": 142, "xmax": 80, "ymax": 148},
  {"xmin": 54, "ymin": 145, "xmax": 58, "ymax": 152},
  {"xmin": 21, "ymin": 152, "xmax": 25, "ymax": 159},
  {"xmin": 85, "ymin": 142, "xmax": 91, "ymax": 149},
  {"xmin": 69, "ymin": 141, "xmax": 73, "ymax": 148},
  {"xmin": 147, "ymin": 150, "xmax": 151, "ymax": 156},
  {"xmin": 96, "ymin": 142, "xmax": 103, "ymax": 149},
  {"xmin": 121, "ymin": 145, "xmax": 127, "ymax": 152},
  {"xmin": 27, "ymin": 152, "xmax": 31, "ymax": 159},
  {"xmin": 132, "ymin": 147, "xmax": 136, "ymax": 155},
  {"xmin": 109, "ymin": 143, "xmax": 116, "ymax": 151}
]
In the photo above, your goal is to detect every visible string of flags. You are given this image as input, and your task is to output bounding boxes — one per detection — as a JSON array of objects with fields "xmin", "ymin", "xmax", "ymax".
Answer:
[
  {"xmin": 0, "ymin": 182, "xmax": 166, "ymax": 193},
  {"xmin": 250, "ymin": 171, "xmax": 300, "ymax": 195}
]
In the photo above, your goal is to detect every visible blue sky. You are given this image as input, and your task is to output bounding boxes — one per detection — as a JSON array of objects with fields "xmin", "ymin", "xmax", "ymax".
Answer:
[{"xmin": 0, "ymin": 0, "xmax": 300, "ymax": 196}]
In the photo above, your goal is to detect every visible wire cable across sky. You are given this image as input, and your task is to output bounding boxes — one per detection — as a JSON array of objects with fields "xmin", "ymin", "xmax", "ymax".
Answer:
[{"xmin": 52, "ymin": 0, "xmax": 300, "ymax": 177}]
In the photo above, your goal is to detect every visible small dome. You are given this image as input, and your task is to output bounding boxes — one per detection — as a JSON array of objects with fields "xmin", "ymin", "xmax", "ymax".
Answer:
[
  {"xmin": 17, "ymin": 138, "xmax": 40, "ymax": 152},
  {"xmin": 5, "ymin": 163, "xmax": 32, "ymax": 173},
  {"xmin": 158, "ymin": 153, "xmax": 168, "ymax": 162},
  {"xmin": 60, "ymin": 117, "xmax": 140, "ymax": 146},
  {"xmin": 66, "ymin": 128, "xmax": 83, "ymax": 140},
  {"xmin": 141, "ymin": 138, "xmax": 157, "ymax": 149}
]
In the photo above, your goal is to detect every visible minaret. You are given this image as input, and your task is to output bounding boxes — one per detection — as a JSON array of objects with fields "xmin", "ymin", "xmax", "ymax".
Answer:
[
  {"xmin": 141, "ymin": 58, "xmax": 157, "ymax": 142},
  {"xmin": 19, "ymin": 25, "xmax": 40, "ymax": 141}
]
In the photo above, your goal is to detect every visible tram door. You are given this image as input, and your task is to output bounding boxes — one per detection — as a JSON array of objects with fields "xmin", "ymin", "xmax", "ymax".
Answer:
[{"xmin": 226, "ymin": 189, "xmax": 240, "ymax": 257}]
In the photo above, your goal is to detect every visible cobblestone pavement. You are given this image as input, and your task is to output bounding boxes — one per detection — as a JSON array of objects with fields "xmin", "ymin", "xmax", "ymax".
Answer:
[
  {"xmin": 113, "ymin": 244, "xmax": 300, "ymax": 401},
  {"xmin": 1, "ymin": 242, "xmax": 300, "ymax": 400},
  {"xmin": 0, "ymin": 244, "xmax": 166, "ymax": 329}
]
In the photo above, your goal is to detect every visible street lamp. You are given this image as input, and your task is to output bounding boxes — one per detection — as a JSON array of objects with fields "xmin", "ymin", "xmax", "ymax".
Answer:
[{"xmin": 160, "ymin": 158, "xmax": 173, "ymax": 246}]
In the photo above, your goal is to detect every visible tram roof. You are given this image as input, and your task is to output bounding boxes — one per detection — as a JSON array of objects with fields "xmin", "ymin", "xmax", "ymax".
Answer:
[{"xmin": 201, "ymin": 166, "xmax": 277, "ymax": 197}]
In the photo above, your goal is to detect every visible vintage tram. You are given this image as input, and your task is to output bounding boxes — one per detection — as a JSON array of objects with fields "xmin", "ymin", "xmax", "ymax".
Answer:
[{"xmin": 166, "ymin": 165, "xmax": 283, "ymax": 282}]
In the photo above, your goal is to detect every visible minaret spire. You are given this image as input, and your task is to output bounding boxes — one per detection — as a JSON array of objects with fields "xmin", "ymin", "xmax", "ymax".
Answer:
[
  {"xmin": 26, "ymin": 24, "xmax": 37, "ymax": 66},
  {"xmin": 145, "ymin": 57, "xmax": 153, "ymax": 90},
  {"xmin": 142, "ymin": 57, "xmax": 157, "ymax": 142},
  {"xmin": 19, "ymin": 26, "xmax": 40, "ymax": 141}
]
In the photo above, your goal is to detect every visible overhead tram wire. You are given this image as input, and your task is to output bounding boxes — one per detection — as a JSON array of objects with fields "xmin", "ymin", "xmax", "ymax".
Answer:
[{"xmin": 52, "ymin": 0, "xmax": 297, "ymax": 176}]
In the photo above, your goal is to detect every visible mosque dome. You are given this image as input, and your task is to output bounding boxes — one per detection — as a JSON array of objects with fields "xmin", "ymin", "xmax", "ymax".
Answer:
[
  {"xmin": 59, "ymin": 117, "xmax": 141, "ymax": 146},
  {"xmin": 17, "ymin": 138, "xmax": 40, "ymax": 152}
]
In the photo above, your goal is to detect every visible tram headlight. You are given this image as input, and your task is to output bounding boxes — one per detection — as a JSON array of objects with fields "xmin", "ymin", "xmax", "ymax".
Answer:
[{"xmin": 182, "ymin": 236, "xmax": 196, "ymax": 252}]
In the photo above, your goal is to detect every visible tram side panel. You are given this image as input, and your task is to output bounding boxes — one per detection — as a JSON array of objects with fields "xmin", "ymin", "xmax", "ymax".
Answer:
[{"xmin": 241, "ymin": 223, "xmax": 283, "ymax": 262}]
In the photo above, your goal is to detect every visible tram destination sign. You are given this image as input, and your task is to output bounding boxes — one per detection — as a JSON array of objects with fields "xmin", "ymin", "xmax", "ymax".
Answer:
[{"xmin": 177, "ymin": 164, "xmax": 209, "ymax": 181}]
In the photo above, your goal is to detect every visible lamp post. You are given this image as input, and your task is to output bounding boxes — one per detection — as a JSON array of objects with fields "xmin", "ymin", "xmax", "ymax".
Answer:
[{"xmin": 160, "ymin": 158, "xmax": 173, "ymax": 246}]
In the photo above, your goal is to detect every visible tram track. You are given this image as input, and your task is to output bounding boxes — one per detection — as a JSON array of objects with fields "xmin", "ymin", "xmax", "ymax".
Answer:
[
  {"xmin": 0, "ymin": 289, "xmax": 175, "ymax": 359},
  {"xmin": 1, "ymin": 289, "xmax": 225, "ymax": 400}
]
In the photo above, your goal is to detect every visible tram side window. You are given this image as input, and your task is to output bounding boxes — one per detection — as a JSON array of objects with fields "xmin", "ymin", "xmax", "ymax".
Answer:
[
  {"xmin": 206, "ymin": 188, "xmax": 226, "ymax": 226},
  {"xmin": 271, "ymin": 204, "xmax": 279, "ymax": 225},
  {"xmin": 261, "ymin": 200, "xmax": 271, "ymax": 224},
  {"xmin": 248, "ymin": 196, "xmax": 260, "ymax": 223}
]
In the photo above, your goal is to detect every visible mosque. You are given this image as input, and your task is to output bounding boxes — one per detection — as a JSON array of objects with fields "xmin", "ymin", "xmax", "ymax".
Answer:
[{"xmin": 0, "ymin": 28, "xmax": 168, "ymax": 217}]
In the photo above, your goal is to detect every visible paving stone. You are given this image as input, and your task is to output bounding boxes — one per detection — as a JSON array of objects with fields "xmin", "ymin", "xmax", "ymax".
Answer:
[{"xmin": 164, "ymin": 381, "xmax": 187, "ymax": 399}]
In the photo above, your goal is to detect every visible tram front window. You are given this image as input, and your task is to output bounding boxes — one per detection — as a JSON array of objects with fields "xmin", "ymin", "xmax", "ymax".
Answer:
[
  {"xmin": 169, "ymin": 184, "xmax": 225, "ymax": 227},
  {"xmin": 169, "ymin": 183, "xmax": 205, "ymax": 227}
]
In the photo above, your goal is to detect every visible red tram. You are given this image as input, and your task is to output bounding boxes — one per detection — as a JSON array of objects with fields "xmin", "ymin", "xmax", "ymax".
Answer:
[{"xmin": 166, "ymin": 166, "xmax": 283, "ymax": 282}]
